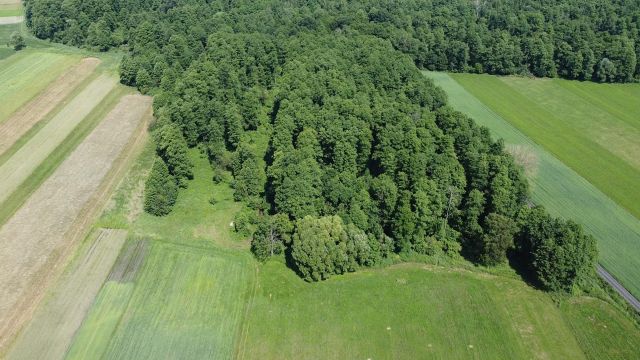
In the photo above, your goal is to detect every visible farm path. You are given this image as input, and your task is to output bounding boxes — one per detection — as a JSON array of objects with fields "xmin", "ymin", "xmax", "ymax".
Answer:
[{"xmin": 597, "ymin": 266, "xmax": 640, "ymax": 313}]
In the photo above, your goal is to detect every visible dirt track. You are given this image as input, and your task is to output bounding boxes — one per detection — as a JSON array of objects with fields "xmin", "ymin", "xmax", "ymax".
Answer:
[
  {"xmin": 0, "ymin": 16, "xmax": 22, "ymax": 24},
  {"xmin": 0, "ymin": 94, "xmax": 152, "ymax": 352},
  {"xmin": 0, "ymin": 58, "xmax": 100, "ymax": 156}
]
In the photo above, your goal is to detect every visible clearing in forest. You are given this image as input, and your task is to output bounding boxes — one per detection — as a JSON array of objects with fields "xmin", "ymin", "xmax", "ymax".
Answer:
[
  {"xmin": 0, "ymin": 75, "xmax": 116, "ymax": 204},
  {"xmin": 425, "ymin": 72, "xmax": 640, "ymax": 301},
  {"xmin": 7, "ymin": 229, "xmax": 128, "ymax": 360},
  {"xmin": 0, "ymin": 94, "xmax": 152, "ymax": 352},
  {"xmin": 0, "ymin": 57, "xmax": 100, "ymax": 156},
  {"xmin": 0, "ymin": 51, "xmax": 78, "ymax": 122}
]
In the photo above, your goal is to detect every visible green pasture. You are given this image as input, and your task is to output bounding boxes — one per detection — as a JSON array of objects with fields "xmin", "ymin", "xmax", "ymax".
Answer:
[
  {"xmin": 425, "ymin": 71, "xmax": 640, "ymax": 300},
  {"xmin": 0, "ymin": 51, "xmax": 77, "ymax": 122}
]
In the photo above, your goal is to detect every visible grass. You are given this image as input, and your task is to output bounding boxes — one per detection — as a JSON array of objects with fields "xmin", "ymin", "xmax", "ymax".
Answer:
[
  {"xmin": 66, "ymin": 241, "xmax": 254, "ymax": 360},
  {"xmin": 424, "ymin": 71, "xmax": 640, "ymax": 300},
  {"xmin": 561, "ymin": 297, "xmax": 640, "ymax": 360},
  {"xmin": 0, "ymin": 50, "xmax": 78, "ymax": 122},
  {"xmin": 240, "ymin": 260, "xmax": 632, "ymax": 360},
  {"xmin": 99, "ymin": 147, "xmax": 248, "ymax": 250}
]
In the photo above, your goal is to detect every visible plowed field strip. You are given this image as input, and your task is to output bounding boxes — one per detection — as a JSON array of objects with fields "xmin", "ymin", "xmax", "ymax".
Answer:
[
  {"xmin": 7, "ymin": 229, "xmax": 127, "ymax": 360},
  {"xmin": 0, "ymin": 94, "xmax": 152, "ymax": 352},
  {"xmin": 0, "ymin": 75, "xmax": 116, "ymax": 204},
  {"xmin": 0, "ymin": 58, "xmax": 100, "ymax": 156}
]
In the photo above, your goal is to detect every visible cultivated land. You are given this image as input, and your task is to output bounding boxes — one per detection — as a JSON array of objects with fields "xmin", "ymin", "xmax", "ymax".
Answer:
[
  {"xmin": 0, "ymin": 51, "xmax": 78, "ymax": 122},
  {"xmin": 425, "ymin": 72, "xmax": 640, "ymax": 300},
  {"xmin": 0, "ymin": 75, "xmax": 116, "ymax": 204},
  {"xmin": 0, "ymin": 57, "xmax": 100, "ymax": 155},
  {"xmin": 7, "ymin": 229, "xmax": 128, "ymax": 360},
  {"xmin": 450, "ymin": 73, "xmax": 640, "ymax": 220},
  {"xmin": 0, "ymin": 94, "xmax": 151, "ymax": 352}
]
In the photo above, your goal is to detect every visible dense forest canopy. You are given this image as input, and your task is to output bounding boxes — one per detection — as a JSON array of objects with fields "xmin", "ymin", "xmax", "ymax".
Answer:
[{"xmin": 24, "ymin": 0, "xmax": 601, "ymax": 290}]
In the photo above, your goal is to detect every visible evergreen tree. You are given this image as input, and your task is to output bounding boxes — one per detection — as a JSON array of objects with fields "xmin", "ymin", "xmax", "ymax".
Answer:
[{"xmin": 144, "ymin": 158, "xmax": 178, "ymax": 216}]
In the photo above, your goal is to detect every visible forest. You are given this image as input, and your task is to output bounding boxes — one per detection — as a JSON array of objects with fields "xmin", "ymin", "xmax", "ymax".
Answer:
[{"xmin": 22, "ymin": 0, "xmax": 610, "ymax": 291}]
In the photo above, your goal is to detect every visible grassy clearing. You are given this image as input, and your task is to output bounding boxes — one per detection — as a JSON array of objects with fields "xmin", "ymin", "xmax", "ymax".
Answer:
[
  {"xmin": 425, "ymin": 71, "xmax": 640, "ymax": 300},
  {"xmin": 0, "ymin": 51, "xmax": 78, "ymax": 122},
  {"xmin": 66, "ymin": 241, "xmax": 254, "ymax": 360},
  {"xmin": 99, "ymin": 147, "xmax": 247, "ymax": 250},
  {"xmin": 7, "ymin": 229, "xmax": 127, "ymax": 360},
  {"xmin": 241, "ymin": 261, "xmax": 584, "ymax": 360}
]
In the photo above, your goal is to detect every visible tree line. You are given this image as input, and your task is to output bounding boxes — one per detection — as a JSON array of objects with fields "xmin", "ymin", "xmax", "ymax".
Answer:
[{"xmin": 25, "ymin": 0, "xmax": 600, "ymax": 292}]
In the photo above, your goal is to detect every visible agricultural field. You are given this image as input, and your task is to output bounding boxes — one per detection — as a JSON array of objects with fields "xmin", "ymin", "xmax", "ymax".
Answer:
[
  {"xmin": 0, "ymin": 51, "xmax": 79, "ymax": 122},
  {"xmin": 425, "ymin": 72, "xmax": 640, "ymax": 300},
  {"xmin": 7, "ymin": 229, "xmax": 128, "ymax": 360},
  {"xmin": 451, "ymin": 73, "xmax": 640, "ymax": 220},
  {"xmin": 0, "ymin": 91, "xmax": 151, "ymax": 351}
]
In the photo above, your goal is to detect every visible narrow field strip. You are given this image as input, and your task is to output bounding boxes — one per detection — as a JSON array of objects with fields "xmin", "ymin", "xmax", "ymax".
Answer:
[
  {"xmin": 0, "ymin": 94, "xmax": 152, "ymax": 352},
  {"xmin": 0, "ymin": 52, "xmax": 77, "ymax": 122},
  {"xmin": 7, "ymin": 229, "xmax": 128, "ymax": 360},
  {"xmin": 0, "ymin": 58, "xmax": 100, "ymax": 156},
  {"xmin": 425, "ymin": 72, "xmax": 640, "ymax": 299},
  {"xmin": 66, "ymin": 242, "xmax": 253, "ymax": 360},
  {"xmin": 0, "ymin": 75, "xmax": 116, "ymax": 204},
  {"xmin": 0, "ymin": 15, "xmax": 21, "ymax": 24}
]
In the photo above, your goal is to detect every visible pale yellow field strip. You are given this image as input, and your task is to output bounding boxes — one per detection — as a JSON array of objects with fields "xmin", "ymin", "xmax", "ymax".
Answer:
[
  {"xmin": 0, "ymin": 58, "xmax": 100, "ymax": 156},
  {"xmin": 0, "ymin": 15, "xmax": 22, "ymax": 24},
  {"xmin": 7, "ymin": 229, "xmax": 127, "ymax": 360},
  {"xmin": 0, "ymin": 0, "xmax": 21, "ymax": 5},
  {"xmin": 0, "ymin": 75, "xmax": 116, "ymax": 205},
  {"xmin": 0, "ymin": 94, "xmax": 152, "ymax": 350}
]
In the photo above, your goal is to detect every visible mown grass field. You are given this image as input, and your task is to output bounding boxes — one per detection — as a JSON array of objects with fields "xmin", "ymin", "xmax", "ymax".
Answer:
[
  {"xmin": 240, "ymin": 260, "xmax": 639, "ymax": 360},
  {"xmin": 450, "ymin": 73, "xmax": 640, "ymax": 221},
  {"xmin": 425, "ymin": 72, "xmax": 640, "ymax": 300},
  {"xmin": 0, "ymin": 51, "xmax": 78, "ymax": 122}
]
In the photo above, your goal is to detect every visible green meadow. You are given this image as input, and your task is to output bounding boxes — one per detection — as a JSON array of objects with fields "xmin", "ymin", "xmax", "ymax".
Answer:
[{"xmin": 425, "ymin": 71, "xmax": 640, "ymax": 300}]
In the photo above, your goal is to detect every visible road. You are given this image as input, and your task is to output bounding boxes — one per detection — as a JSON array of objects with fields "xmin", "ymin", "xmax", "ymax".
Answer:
[{"xmin": 596, "ymin": 265, "xmax": 640, "ymax": 313}]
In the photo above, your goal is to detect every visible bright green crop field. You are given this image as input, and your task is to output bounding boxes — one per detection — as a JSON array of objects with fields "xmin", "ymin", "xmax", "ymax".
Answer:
[
  {"xmin": 425, "ymin": 72, "xmax": 640, "ymax": 300},
  {"xmin": 0, "ymin": 51, "xmax": 78, "ymax": 123}
]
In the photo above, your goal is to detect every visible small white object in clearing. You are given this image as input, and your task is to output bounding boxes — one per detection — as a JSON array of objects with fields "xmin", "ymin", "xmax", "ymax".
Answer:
[
  {"xmin": 468, "ymin": 345, "xmax": 474, "ymax": 349},
  {"xmin": 427, "ymin": 344, "xmax": 432, "ymax": 348},
  {"xmin": 386, "ymin": 326, "xmax": 391, "ymax": 330},
  {"xmin": 229, "ymin": 222, "xmax": 234, "ymax": 227}
]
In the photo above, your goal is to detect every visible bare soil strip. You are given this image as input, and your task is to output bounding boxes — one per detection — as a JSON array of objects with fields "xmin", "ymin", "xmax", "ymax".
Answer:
[
  {"xmin": 0, "ymin": 94, "xmax": 152, "ymax": 352},
  {"xmin": 0, "ymin": 58, "xmax": 100, "ymax": 156},
  {"xmin": 0, "ymin": 15, "xmax": 22, "ymax": 24},
  {"xmin": 0, "ymin": 75, "xmax": 116, "ymax": 204},
  {"xmin": 7, "ymin": 229, "xmax": 128, "ymax": 360}
]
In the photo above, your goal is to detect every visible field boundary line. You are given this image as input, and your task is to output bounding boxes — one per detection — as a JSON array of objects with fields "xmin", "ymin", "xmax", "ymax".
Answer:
[{"xmin": 597, "ymin": 265, "xmax": 640, "ymax": 313}]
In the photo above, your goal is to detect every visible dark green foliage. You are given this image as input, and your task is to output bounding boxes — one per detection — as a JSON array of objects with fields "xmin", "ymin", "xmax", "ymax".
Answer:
[
  {"xmin": 25, "ymin": 0, "xmax": 599, "ymax": 285},
  {"xmin": 144, "ymin": 158, "xmax": 178, "ymax": 216},
  {"xmin": 480, "ymin": 213, "xmax": 518, "ymax": 266},
  {"xmin": 152, "ymin": 122, "xmax": 194, "ymax": 188},
  {"xmin": 251, "ymin": 214, "xmax": 293, "ymax": 261},
  {"xmin": 8, "ymin": 32, "xmax": 25, "ymax": 51},
  {"xmin": 517, "ymin": 206, "xmax": 598, "ymax": 292}
]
